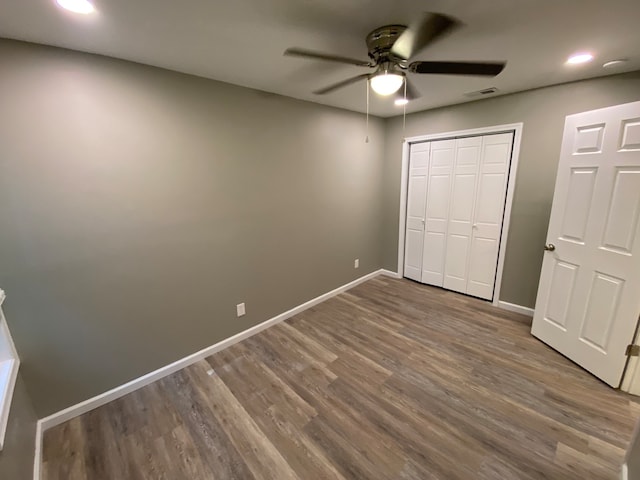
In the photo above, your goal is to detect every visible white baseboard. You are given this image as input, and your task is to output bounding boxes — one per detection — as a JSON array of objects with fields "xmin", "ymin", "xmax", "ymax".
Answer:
[
  {"xmin": 621, "ymin": 354, "xmax": 640, "ymax": 395},
  {"xmin": 37, "ymin": 269, "xmax": 385, "ymax": 436},
  {"xmin": 497, "ymin": 300, "xmax": 534, "ymax": 317},
  {"xmin": 0, "ymin": 294, "xmax": 21, "ymax": 451},
  {"xmin": 0, "ymin": 358, "xmax": 19, "ymax": 451},
  {"xmin": 380, "ymin": 269, "xmax": 402, "ymax": 279},
  {"xmin": 32, "ymin": 268, "xmax": 386, "ymax": 478}
]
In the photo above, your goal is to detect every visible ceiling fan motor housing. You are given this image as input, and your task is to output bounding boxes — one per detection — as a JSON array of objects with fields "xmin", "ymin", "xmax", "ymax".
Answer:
[{"xmin": 366, "ymin": 25, "xmax": 407, "ymax": 62}]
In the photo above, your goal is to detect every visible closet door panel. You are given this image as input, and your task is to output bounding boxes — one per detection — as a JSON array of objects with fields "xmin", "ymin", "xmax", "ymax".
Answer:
[
  {"xmin": 443, "ymin": 137, "xmax": 482, "ymax": 293},
  {"xmin": 404, "ymin": 143, "xmax": 430, "ymax": 281},
  {"xmin": 467, "ymin": 133, "xmax": 514, "ymax": 300},
  {"xmin": 421, "ymin": 139, "xmax": 455, "ymax": 286}
]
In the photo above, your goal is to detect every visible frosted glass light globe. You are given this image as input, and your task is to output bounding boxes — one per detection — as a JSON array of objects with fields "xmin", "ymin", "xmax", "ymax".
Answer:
[{"xmin": 370, "ymin": 73, "xmax": 404, "ymax": 96}]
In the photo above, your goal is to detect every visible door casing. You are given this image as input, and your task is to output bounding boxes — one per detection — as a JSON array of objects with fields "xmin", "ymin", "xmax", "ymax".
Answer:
[{"xmin": 396, "ymin": 123, "xmax": 524, "ymax": 308}]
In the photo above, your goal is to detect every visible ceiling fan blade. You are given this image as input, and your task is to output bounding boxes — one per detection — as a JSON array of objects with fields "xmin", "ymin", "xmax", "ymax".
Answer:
[
  {"xmin": 284, "ymin": 48, "xmax": 372, "ymax": 67},
  {"xmin": 395, "ymin": 78, "xmax": 421, "ymax": 100},
  {"xmin": 313, "ymin": 74, "xmax": 370, "ymax": 95},
  {"xmin": 410, "ymin": 61, "xmax": 506, "ymax": 76},
  {"xmin": 391, "ymin": 12, "xmax": 460, "ymax": 61}
]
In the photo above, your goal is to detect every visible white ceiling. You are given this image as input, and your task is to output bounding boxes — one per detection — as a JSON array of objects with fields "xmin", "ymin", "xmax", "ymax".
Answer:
[{"xmin": 1, "ymin": 0, "xmax": 639, "ymax": 117}]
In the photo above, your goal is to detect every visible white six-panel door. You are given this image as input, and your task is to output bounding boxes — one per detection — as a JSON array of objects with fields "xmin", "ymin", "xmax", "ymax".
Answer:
[
  {"xmin": 404, "ymin": 133, "xmax": 514, "ymax": 301},
  {"xmin": 532, "ymin": 101, "xmax": 640, "ymax": 387}
]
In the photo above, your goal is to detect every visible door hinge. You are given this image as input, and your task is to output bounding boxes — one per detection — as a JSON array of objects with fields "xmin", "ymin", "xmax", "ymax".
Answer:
[{"xmin": 625, "ymin": 344, "xmax": 640, "ymax": 357}]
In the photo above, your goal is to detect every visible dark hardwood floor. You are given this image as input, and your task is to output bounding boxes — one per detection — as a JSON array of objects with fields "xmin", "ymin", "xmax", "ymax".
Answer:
[{"xmin": 42, "ymin": 277, "xmax": 640, "ymax": 479}]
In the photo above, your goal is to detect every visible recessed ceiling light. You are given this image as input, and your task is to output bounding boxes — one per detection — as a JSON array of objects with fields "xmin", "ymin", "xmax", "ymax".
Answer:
[
  {"xmin": 395, "ymin": 98, "xmax": 409, "ymax": 106},
  {"xmin": 566, "ymin": 53, "xmax": 594, "ymax": 65},
  {"xmin": 56, "ymin": 0, "xmax": 95, "ymax": 14},
  {"xmin": 603, "ymin": 59, "xmax": 628, "ymax": 68}
]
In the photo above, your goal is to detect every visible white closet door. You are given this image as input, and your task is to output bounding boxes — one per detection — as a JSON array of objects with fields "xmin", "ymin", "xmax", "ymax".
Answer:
[
  {"xmin": 403, "ymin": 142, "xmax": 430, "ymax": 281},
  {"xmin": 466, "ymin": 133, "xmax": 514, "ymax": 300},
  {"xmin": 443, "ymin": 136, "xmax": 482, "ymax": 293},
  {"xmin": 405, "ymin": 132, "xmax": 514, "ymax": 299},
  {"xmin": 421, "ymin": 139, "xmax": 455, "ymax": 286}
]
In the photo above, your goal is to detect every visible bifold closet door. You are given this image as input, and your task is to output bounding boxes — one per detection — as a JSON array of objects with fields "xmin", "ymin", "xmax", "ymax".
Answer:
[
  {"xmin": 403, "ymin": 142, "xmax": 430, "ymax": 281},
  {"xmin": 404, "ymin": 132, "xmax": 514, "ymax": 300}
]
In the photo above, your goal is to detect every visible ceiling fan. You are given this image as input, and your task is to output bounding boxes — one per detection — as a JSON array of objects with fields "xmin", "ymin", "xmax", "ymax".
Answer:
[{"xmin": 284, "ymin": 12, "xmax": 506, "ymax": 99}]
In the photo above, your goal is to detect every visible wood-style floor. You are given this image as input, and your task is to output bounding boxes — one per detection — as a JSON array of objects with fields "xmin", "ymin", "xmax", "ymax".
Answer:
[{"xmin": 43, "ymin": 277, "xmax": 640, "ymax": 480}]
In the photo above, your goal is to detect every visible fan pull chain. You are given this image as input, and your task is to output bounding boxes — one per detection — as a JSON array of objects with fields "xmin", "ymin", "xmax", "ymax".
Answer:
[
  {"xmin": 402, "ymin": 79, "xmax": 407, "ymax": 135},
  {"xmin": 365, "ymin": 78, "xmax": 370, "ymax": 143}
]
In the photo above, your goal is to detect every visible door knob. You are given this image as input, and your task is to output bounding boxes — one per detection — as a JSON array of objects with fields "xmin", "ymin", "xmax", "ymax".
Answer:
[{"xmin": 544, "ymin": 243, "xmax": 556, "ymax": 252}]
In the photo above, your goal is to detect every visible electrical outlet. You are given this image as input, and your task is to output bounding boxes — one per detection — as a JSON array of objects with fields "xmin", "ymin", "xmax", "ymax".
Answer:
[
  {"xmin": 236, "ymin": 303, "xmax": 246, "ymax": 317},
  {"xmin": 354, "ymin": 258, "xmax": 359, "ymax": 269}
]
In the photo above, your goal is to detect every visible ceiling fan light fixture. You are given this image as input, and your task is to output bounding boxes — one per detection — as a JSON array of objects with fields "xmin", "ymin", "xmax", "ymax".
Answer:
[
  {"xmin": 285, "ymin": 12, "xmax": 504, "ymax": 100},
  {"xmin": 395, "ymin": 98, "xmax": 409, "ymax": 106},
  {"xmin": 370, "ymin": 72, "xmax": 404, "ymax": 96},
  {"xmin": 56, "ymin": 0, "xmax": 95, "ymax": 14}
]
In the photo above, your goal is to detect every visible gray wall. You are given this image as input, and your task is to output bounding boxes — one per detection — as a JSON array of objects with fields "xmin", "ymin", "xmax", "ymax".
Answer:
[
  {"xmin": 382, "ymin": 72, "xmax": 640, "ymax": 308},
  {"xmin": 2, "ymin": 37, "xmax": 640, "ymax": 419},
  {"xmin": 0, "ymin": 374, "xmax": 37, "ymax": 479},
  {"xmin": 0, "ymin": 39, "xmax": 386, "ymax": 416}
]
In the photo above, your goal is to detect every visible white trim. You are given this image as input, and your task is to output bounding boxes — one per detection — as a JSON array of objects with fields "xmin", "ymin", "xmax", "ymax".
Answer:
[
  {"xmin": 621, "ymin": 463, "xmax": 628, "ymax": 480},
  {"xmin": 621, "ymin": 326, "xmax": 640, "ymax": 395},
  {"xmin": 497, "ymin": 301, "xmax": 534, "ymax": 317},
  {"xmin": 621, "ymin": 357, "xmax": 640, "ymax": 395},
  {"xmin": 0, "ymin": 359, "xmax": 19, "ymax": 450},
  {"xmin": 38, "ymin": 269, "xmax": 385, "ymax": 432},
  {"xmin": 397, "ymin": 139, "xmax": 410, "ymax": 279},
  {"xmin": 33, "ymin": 420, "xmax": 42, "ymax": 480},
  {"xmin": 0, "ymin": 290, "xmax": 20, "ymax": 451},
  {"xmin": 380, "ymin": 269, "xmax": 402, "ymax": 279},
  {"xmin": 493, "ymin": 126, "xmax": 523, "ymax": 307},
  {"xmin": 402, "ymin": 123, "xmax": 523, "ymax": 144},
  {"xmin": 397, "ymin": 123, "xmax": 524, "ymax": 307}
]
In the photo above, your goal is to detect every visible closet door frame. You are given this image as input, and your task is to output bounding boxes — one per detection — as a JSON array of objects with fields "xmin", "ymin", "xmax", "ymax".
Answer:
[{"xmin": 397, "ymin": 123, "xmax": 524, "ymax": 308}]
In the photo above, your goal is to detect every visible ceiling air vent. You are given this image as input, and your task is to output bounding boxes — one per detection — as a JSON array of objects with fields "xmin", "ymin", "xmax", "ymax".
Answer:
[{"xmin": 464, "ymin": 87, "xmax": 499, "ymax": 98}]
